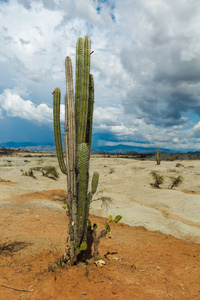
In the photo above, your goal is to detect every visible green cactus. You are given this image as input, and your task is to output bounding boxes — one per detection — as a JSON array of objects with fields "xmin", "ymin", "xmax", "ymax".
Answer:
[
  {"xmin": 91, "ymin": 171, "xmax": 99, "ymax": 194},
  {"xmin": 53, "ymin": 88, "xmax": 67, "ymax": 175},
  {"xmin": 76, "ymin": 36, "xmax": 91, "ymax": 147},
  {"xmin": 53, "ymin": 36, "xmax": 99, "ymax": 263},
  {"xmin": 77, "ymin": 143, "xmax": 89, "ymax": 240}
]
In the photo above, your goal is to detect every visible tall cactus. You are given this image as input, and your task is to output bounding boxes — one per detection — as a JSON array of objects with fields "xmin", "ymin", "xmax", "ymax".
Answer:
[{"xmin": 53, "ymin": 36, "xmax": 98, "ymax": 263}]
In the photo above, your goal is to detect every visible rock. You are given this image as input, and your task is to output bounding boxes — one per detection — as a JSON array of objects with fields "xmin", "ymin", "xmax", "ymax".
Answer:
[{"xmin": 95, "ymin": 260, "xmax": 106, "ymax": 268}]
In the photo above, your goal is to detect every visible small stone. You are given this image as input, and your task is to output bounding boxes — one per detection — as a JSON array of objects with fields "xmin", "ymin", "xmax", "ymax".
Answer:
[
  {"xmin": 82, "ymin": 292, "xmax": 86, "ymax": 295},
  {"xmin": 157, "ymin": 266, "xmax": 161, "ymax": 270},
  {"xmin": 95, "ymin": 260, "xmax": 106, "ymax": 268},
  {"xmin": 113, "ymin": 257, "xmax": 119, "ymax": 260}
]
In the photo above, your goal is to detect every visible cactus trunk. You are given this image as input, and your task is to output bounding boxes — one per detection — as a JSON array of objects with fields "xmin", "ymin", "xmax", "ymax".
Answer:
[{"xmin": 53, "ymin": 36, "xmax": 98, "ymax": 263}]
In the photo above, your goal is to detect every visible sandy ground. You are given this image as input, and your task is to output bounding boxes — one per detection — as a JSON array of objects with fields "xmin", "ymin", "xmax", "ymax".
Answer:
[{"xmin": 0, "ymin": 153, "xmax": 200, "ymax": 299}]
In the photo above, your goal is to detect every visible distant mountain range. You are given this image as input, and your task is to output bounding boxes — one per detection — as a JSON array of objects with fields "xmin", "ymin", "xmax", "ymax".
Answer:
[
  {"xmin": 92, "ymin": 144, "xmax": 173, "ymax": 154},
  {"xmin": 0, "ymin": 141, "xmax": 173, "ymax": 154},
  {"xmin": 0, "ymin": 142, "xmax": 56, "ymax": 152}
]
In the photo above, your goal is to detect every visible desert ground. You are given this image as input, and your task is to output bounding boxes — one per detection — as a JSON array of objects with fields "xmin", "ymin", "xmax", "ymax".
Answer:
[{"xmin": 0, "ymin": 151, "xmax": 200, "ymax": 299}]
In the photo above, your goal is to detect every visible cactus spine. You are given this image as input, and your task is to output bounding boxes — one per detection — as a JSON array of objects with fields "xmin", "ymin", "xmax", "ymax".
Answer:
[{"xmin": 53, "ymin": 36, "xmax": 98, "ymax": 262}]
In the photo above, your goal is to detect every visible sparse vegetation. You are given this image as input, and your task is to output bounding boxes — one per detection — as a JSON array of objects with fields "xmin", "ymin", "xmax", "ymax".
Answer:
[
  {"xmin": 105, "ymin": 215, "xmax": 122, "ymax": 238},
  {"xmin": 21, "ymin": 168, "xmax": 37, "ymax": 179},
  {"xmin": 21, "ymin": 166, "xmax": 59, "ymax": 180},
  {"xmin": 168, "ymin": 169, "xmax": 179, "ymax": 173},
  {"xmin": 109, "ymin": 168, "xmax": 115, "ymax": 174},
  {"xmin": 24, "ymin": 154, "xmax": 32, "ymax": 157},
  {"xmin": 1, "ymin": 163, "xmax": 13, "ymax": 167},
  {"xmin": 150, "ymin": 171, "xmax": 164, "ymax": 188},
  {"xmin": 32, "ymin": 166, "xmax": 59, "ymax": 180},
  {"xmin": 169, "ymin": 175, "xmax": 183, "ymax": 189},
  {"xmin": 0, "ymin": 178, "xmax": 11, "ymax": 182},
  {"xmin": 85, "ymin": 214, "xmax": 122, "ymax": 260},
  {"xmin": 176, "ymin": 163, "xmax": 183, "ymax": 167},
  {"xmin": 24, "ymin": 160, "xmax": 30, "ymax": 164}
]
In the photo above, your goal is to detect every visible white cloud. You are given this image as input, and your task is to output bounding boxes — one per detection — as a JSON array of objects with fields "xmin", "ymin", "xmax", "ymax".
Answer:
[
  {"xmin": 0, "ymin": 0, "xmax": 200, "ymax": 151},
  {"xmin": 193, "ymin": 121, "xmax": 200, "ymax": 130},
  {"xmin": 0, "ymin": 89, "xmax": 53, "ymax": 123}
]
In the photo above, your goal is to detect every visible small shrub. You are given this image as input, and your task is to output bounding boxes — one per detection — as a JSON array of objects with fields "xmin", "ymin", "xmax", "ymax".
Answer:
[
  {"xmin": 109, "ymin": 168, "xmax": 115, "ymax": 174},
  {"xmin": 176, "ymin": 163, "xmax": 183, "ymax": 167},
  {"xmin": 90, "ymin": 190, "xmax": 112, "ymax": 211},
  {"xmin": 150, "ymin": 171, "xmax": 164, "ymax": 188},
  {"xmin": 0, "ymin": 178, "xmax": 11, "ymax": 182},
  {"xmin": 106, "ymin": 215, "xmax": 122, "ymax": 238},
  {"xmin": 169, "ymin": 175, "xmax": 183, "ymax": 189},
  {"xmin": 1, "ymin": 163, "xmax": 13, "ymax": 167},
  {"xmin": 32, "ymin": 166, "xmax": 59, "ymax": 180},
  {"xmin": 21, "ymin": 166, "xmax": 59, "ymax": 180},
  {"xmin": 21, "ymin": 169, "xmax": 37, "ymax": 179},
  {"xmin": 168, "ymin": 169, "xmax": 179, "ymax": 173}
]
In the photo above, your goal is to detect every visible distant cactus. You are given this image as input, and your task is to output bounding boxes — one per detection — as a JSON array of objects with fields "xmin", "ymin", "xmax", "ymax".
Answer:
[
  {"xmin": 53, "ymin": 36, "xmax": 99, "ymax": 264},
  {"xmin": 156, "ymin": 146, "xmax": 161, "ymax": 165}
]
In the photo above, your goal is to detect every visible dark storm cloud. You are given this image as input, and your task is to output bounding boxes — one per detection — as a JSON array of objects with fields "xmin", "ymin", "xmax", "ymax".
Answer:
[{"xmin": 116, "ymin": 0, "xmax": 200, "ymax": 129}]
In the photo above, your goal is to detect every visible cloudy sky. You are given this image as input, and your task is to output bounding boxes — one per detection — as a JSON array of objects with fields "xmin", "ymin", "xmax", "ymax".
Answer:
[{"xmin": 0, "ymin": 0, "xmax": 200, "ymax": 152}]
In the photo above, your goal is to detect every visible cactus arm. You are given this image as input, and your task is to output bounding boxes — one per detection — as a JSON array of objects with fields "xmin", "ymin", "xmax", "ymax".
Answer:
[
  {"xmin": 75, "ymin": 38, "xmax": 83, "ymax": 140},
  {"xmin": 65, "ymin": 56, "xmax": 76, "ymax": 193},
  {"xmin": 77, "ymin": 36, "xmax": 91, "ymax": 146},
  {"xmin": 53, "ymin": 87, "xmax": 67, "ymax": 174},
  {"xmin": 91, "ymin": 171, "xmax": 99, "ymax": 194}
]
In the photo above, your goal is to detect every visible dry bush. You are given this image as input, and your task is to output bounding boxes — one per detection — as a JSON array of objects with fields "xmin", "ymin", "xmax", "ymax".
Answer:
[
  {"xmin": 21, "ymin": 166, "xmax": 59, "ymax": 180},
  {"xmin": 90, "ymin": 190, "xmax": 113, "ymax": 211},
  {"xmin": 169, "ymin": 175, "xmax": 183, "ymax": 189},
  {"xmin": 150, "ymin": 171, "xmax": 164, "ymax": 188}
]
